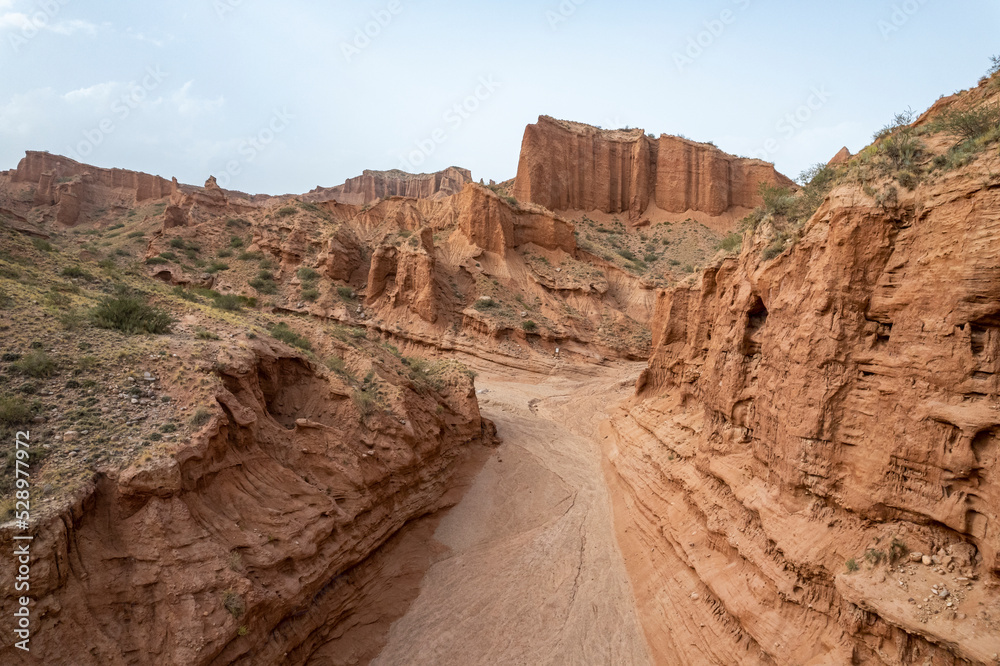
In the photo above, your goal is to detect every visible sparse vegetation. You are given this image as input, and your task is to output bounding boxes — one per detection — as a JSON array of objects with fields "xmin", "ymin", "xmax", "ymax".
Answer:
[
  {"xmin": 277, "ymin": 206, "xmax": 297, "ymax": 217},
  {"xmin": 190, "ymin": 408, "xmax": 212, "ymax": 427},
  {"xmin": 222, "ymin": 590, "xmax": 245, "ymax": 619},
  {"xmin": 89, "ymin": 292, "xmax": 172, "ymax": 335},
  {"xmin": 522, "ymin": 320, "xmax": 537, "ymax": 332},
  {"xmin": 268, "ymin": 322, "xmax": 312, "ymax": 350},
  {"xmin": 846, "ymin": 558, "xmax": 859, "ymax": 573}
]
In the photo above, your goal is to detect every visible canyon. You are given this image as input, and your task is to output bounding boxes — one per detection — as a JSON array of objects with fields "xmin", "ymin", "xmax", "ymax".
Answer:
[{"xmin": 1, "ymin": 71, "xmax": 1000, "ymax": 665}]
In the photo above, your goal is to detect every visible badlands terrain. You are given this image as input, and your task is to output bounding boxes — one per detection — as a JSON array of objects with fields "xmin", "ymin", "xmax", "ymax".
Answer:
[{"xmin": 1, "ymin": 67, "xmax": 1000, "ymax": 665}]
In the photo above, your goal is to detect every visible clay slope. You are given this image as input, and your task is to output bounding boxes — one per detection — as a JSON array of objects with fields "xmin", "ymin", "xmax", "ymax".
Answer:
[
  {"xmin": 606, "ymin": 80, "xmax": 1000, "ymax": 664},
  {"xmin": 305, "ymin": 167, "xmax": 473, "ymax": 206},
  {"xmin": 512, "ymin": 115, "xmax": 794, "ymax": 229}
]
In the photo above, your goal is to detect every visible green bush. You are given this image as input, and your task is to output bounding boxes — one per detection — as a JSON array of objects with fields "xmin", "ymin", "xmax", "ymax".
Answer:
[
  {"xmin": 301, "ymin": 288, "xmax": 319, "ymax": 302},
  {"xmin": 336, "ymin": 286, "xmax": 354, "ymax": 301},
  {"xmin": 211, "ymin": 294, "xmax": 244, "ymax": 311},
  {"xmin": 269, "ymin": 322, "xmax": 312, "ymax": 350},
  {"xmin": 250, "ymin": 278, "xmax": 277, "ymax": 295},
  {"xmin": 277, "ymin": 206, "xmax": 297, "ymax": 217},
  {"xmin": 194, "ymin": 327, "xmax": 219, "ymax": 340},
  {"xmin": 190, "ymin": 408, "xmax": 212, "ymax": 427},
  {"xmin": 206, "ymin": 260, "xmax": 230, "ymax": 274},
  {"xmin": 31, "ymin": 238, "xmax": 55, "ymax": 253},
  {"xmin": 61, "ymin": 265, "xmax": 92, "ymax": 280},
  {"xmin": 297, "ymin": 267, "xmax": 319, "ymax": 282},
  {"xmin": 217, "ymin": 249, "xmax": 233, "ymax": 258},
  {"xmin": 229, "ymin": 236, "xmax": 245, "ymax": 249},
  {"xmin": 935, "ymin": 104, "xmax": 1000, "ymax": 143},
  {"xmin": 846, "ymin": 558, "xmax": 859, "ymax": 572},
  {"xmin": 169, "ymin": 238, "xmax": 187, "ymax": 249},
  {"xmin": 0, "ymin": 394, "xmax": 34, "ymax": 425},
  {"xmin": 473, "ymin": 297, "xmax": 498, "ymax": 311},
  {"xmin": 90, "ymin": 294, "xmax": 173, "ymax": 334},
  {"xmin": 522, "ymin": 320, "xmax": 537, "ymax": 332},
  {"xmin": 237, "ymin": 251, "xmax": 264, "ymax": 261},
  {"xmin": 13, "ymin": 351, "xmax": 57, "ymax": 378},
  {"xmin": 718, "ymin": 232, "xmax": 742, "ymax": 253}
]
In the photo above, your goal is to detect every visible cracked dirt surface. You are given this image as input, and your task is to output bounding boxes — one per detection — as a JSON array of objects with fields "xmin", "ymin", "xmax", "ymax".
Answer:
[{"xmin": 370, "ymin": 361, "xmax": 651, "ymax": 665}]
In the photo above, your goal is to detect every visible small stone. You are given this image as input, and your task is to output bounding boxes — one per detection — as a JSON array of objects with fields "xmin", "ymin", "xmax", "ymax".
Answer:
[
  {"xmin": 910, "ymin": 552, "xmax": 924, "ymax": 563},
  {"xmin": 131, "ymin": 398, "xmax": 139, "ymax": 405},
  {"xmin": 63, "ymin": 431, "xmax": 79, "ymax": 442},
  {"xmin": 922, "ymin": 555, "xmax": 933, "ymax": 566},
  {"xmin": 690, "ymin": 593, "xmax": 699, "ymax": 600},
  {"xmin": 32, "ymin": 415, "xmax": 46, "ymax": 424}
]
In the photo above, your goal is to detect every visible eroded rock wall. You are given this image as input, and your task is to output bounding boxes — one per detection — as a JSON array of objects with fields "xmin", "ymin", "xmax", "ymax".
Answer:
[
  {"xmin": 0, "ymin": 341, "xmax": 493, "ymax": 665},
  {"xmin": 512, "ymin": 116, "xmax": 794, "ymax": 220},
  {"xmin": 608, "ymin": 168, "xmax": 1000, "ymax": 663}
]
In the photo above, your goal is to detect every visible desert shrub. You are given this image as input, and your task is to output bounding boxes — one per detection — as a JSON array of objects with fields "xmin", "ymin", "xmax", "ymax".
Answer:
[
  {"xmin": 58, "ymin": 310, "xmax": 86, "ymax": 330},
  {"xmin": 761, "ymin": 242, "xmax": 785, "ymax": 261},
  {"xmin": 617, "ymin": 248, "xmax": 637, "ymax": 261},
  {"xmin": 0, "ymin": 394, "xmax": 34, "ymax": 425},
  {"xmin": 351, "ymin": 388, "xmax": 379, "ymax": 416},
  {"xmin": 643, "ymin": 252, "xmax": 659, "ymax": 263},
  {"xmin": 226, "ymin": 217, "xmax": 249, "ymax": 228},
  {"xmin": 190, "ymin": 408, "xmax": 212, "ymax": 427},
  {"xmin": 222, "ymin": 590, "xmax": 245, "ymax": 619},
  {"xmin": 934, "ymin": 104, "xmax": 1000, "ymax": 143},
  {"xmin": 206, "ymin": 260, "xmax": 230, "ymax": 274},
  {"xmin": 718, "ymin": 232, "xmax": 743, "ymax": 253},
  {"xmin": 217, "ymin": 249, "xmax": 233, "ymax": 258},
  {"xmin": 846, "ymin": 558, "xmax": 859, "ymax": 572},
  {"xmin": 31, "ymin": 238, "xmax": 55, "ymax": 252},
  {"xmin": 759, "ymin": 183, "xmax": 796, "ymax": 218},
  {"xmin": 268, "ymin": 322, "xmax": 311, "ymax": 350},
  {"xmin": 301, "ymin": 288, "xmax": 319, "ymax": 302},
  {"xmin": 336, "ymin": 286, "xmax": 354, "ymax": 301},
  {"xmin": 60, "ymin": 265, "xmax": 92, "ymax": 280},
  {"xmin": 169, "ymin": 238, "xmax": 187, "ymax": 249},
  {"xmin": 13, "ymin": 351, "xmax": 57, "ymax": 378},
  {"xmin": 237, "ymin": 251, "xmax": 263, "ymax": 261},
  {"xmin": 229, "ymin": 236, "xmax": 245, "ymax": 248},
  {"xmin": 250, "ymin": 278, "xmax": 277, "ymax": 294},
  {"xmin": 522, "ymin": 320, "xmax": 537, "ymax": 332},
  {"xmin": 873, "ymin": 108, "xmax": 915, "ymax": 142},
  {"xmin": 297, "ymin": 267, "xmax": 319, "ymax": 282},
  {"xmin": 145, "ymin": 257, "xmax": 168, "ymax": 266},
  {"xmin": 878, "ymin": 130, "xmax": 924, "ymax": 171},
  {"xmin": 325, "ymin": 356, "xmax": 351, "ymax": 378},
  {"xmin": 277, "ymin": 206, "xmax": 297, "ymax": 217},
  {"xmin": 864, "ymin": 548, "xmax": 886, "ymax": 566},
  {"xmin": 194, "ymin": 327, "xmax": 219, "ymax": 340},
  {"xmin": 158, "ymin": 251, "xmax": 178, "ymax": 261},
  {"xmin": 90, "ymin": 293, "xmax": 173, "ymax": 334},
  {"xmin": 473, "ymin": 297, "xmax": 498, "ymax": 311},
  {"xmin": 889, "ymin": 538, "xmax": 909, "ymax": 564},
  {"xmin": 211, "ymin": 294, "xmax": 245, "ymax": 311}
]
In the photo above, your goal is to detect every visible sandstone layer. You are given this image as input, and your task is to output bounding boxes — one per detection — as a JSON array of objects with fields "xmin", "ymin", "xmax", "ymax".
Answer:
[
  {"xmin": 606, "ymin": 152, "xmax": 1000, "ymax": 662},
  {"xmin": 0, "ymin": 338, "xmax": 494, "ymax": 665},
  {"xmin": 512, "ymin": 115, "xmax": 794, "ymax": 222},
  {"xmin": 306, "ymin": 167, "xmax": 473, "ymax": 206}
]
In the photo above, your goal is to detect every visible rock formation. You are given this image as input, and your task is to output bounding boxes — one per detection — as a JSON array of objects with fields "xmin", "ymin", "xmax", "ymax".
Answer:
[
  {"xmin": 0, "ymin": 338, "xmax": 494, "ymax": 665},
  {"xmin": 512, "ymin": 115, "xmax": 794, "ymax": 222},
  {"xmin": 606, "ymin": 129, "xmax": 1000, "ymax": 661},
  {"xmin": 307, "ymin": 167, "xmax": 473, "ymax": 205}
]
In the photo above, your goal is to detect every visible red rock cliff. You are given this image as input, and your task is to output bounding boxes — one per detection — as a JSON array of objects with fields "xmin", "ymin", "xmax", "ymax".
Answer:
[
  {"xmin": 607, "ymin": 154, "xmax": 1000, "ymax": 661},
  {"xmin": 308, "ymin": 167, "xmax": 473, "ymax": 205},
  {"xmin": 512, "ymin": 116, "xmax": 794, "ymax": 219}
]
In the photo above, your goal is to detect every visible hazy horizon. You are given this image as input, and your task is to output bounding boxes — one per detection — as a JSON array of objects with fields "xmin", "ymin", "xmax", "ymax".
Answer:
[{"xmin": 1, "ymin": 0, "xmax": 997, "ymax": 195}]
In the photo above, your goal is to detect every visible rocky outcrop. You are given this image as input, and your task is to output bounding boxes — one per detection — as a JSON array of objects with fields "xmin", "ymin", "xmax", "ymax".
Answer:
[
  {"xmin": 319, "ymin": 225, "xmax": 364, "ymax": 282},
  {"xmin": 13, "ymin": 151, "xmax": 172, "ymax": 202},
  {"xmin": 607, "ymin": 163, "xmax": 1000, "ymax": 662},
  {"xmin": 456, "ymin": 184, "xmax": 576, "ymax": 257},
  {"xmin": 367, "ymin": 227, "xmax": 437, "ymax": 323},
  {"xmin": 0, "ymin": 339, "xmax": 494, "ymax": 665},
  {"xmin": 512, "ymin": 116, "xmax": 794, "ymax": 220},
  {"xmin": 828, "ymin": 146, "xmax": 853, "ymax": 166},
  {"xmin": 308, "ymin": 167, "xmax": 473, "ymax": 206}
]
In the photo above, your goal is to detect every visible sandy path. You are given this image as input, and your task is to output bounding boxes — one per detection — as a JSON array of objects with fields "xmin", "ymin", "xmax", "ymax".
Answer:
[{"xmin": 371, "ymin": 361, "xmax": 651, "ymax": 666}]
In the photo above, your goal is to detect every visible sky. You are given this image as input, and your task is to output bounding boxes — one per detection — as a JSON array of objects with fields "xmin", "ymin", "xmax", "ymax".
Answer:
[{"xmin": 0, "ymin": 0, "xmax": 997, "ymax": 195}]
